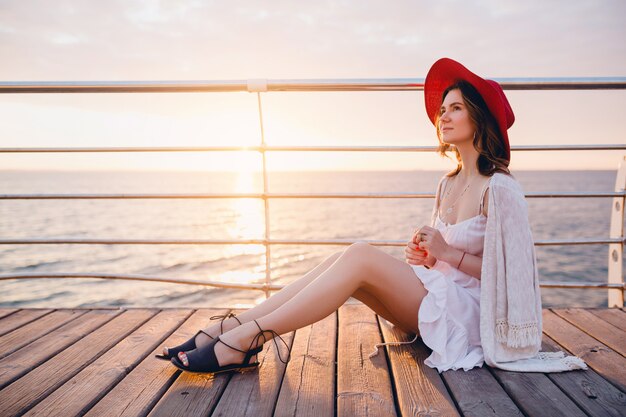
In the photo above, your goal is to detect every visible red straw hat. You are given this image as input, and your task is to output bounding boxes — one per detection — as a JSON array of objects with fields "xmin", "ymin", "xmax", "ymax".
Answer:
[{"xmin": 424, "ymin": 58, "xmax": 514, "ymax": 161}]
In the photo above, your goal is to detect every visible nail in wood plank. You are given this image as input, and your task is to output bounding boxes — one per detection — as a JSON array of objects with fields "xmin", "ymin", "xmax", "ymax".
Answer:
[
  {"xmin": 543, "ymin": 309, "xmax": 626, "ymax": 392},
  {"xmin": 490, "ymin": 360, "xmax": 587, "ymax": 416},
  {"xmin": 542, "ymin": 334, "xmax": 626, "ymax": 417}
]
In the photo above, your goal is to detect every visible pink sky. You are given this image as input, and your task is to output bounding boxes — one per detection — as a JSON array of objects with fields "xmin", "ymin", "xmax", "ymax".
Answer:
[{"xmin": 0, "ymin": 0, "xmax": 624, "ymax": 171}]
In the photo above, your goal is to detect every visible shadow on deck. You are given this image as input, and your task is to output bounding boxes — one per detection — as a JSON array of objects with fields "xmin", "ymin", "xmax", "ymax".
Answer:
[{"xmin": 0, "ymin": 306, "xmax": 624, "ymax": 416}]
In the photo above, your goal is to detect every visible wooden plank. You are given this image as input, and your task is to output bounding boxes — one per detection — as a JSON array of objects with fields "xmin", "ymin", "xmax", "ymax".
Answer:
[
  {"xmin": 490, "ymin": 365, "xmax": 587, "ymax": 416},
  {"xmin": 542, "ymin": 334, "xmax": 626, "ymax": 417},
  {"xmin": 0, "ymin": 309, "xmax": 156, "ymax": 417},
  {"xmin": 543, "ymin": 309, "xmax": 626, "ymax": 392},
  {"xmin": 0, "ymin": 309, "xmax": 121, "ymax": 389},
  {"xmin": 588, "ymin": 308, "xmax": 626, "ymax": 332},
  {"xmin": 0, "ymin": 309, "xmax": 86, "ymax": 359},
  {"xmin": 378, "ymin": 318, "xmax": 460, "ymax": 416},
  {"xmin": 0, "ymin": 309, "xmax": 17, "ymax": 320},
  {"xmin": 146, "ymin": 309, "xmax": 235, "ymax": 417},
  {"xmin": 84, "ymin": 309, "xmax": 224, "ymax": 417},
  {"xmin": 443, "ymin": 366, "xmax": 523, "ymax": 417},
  {"xmin": 553, "ymin": 308, "xmax": 626, "ymax": 356},
  {"xmin": 211, "ymin": 319, "xmax": 295, "ymax": 416},
  {"xmin": 0, "ymin": 309, "xmax": 52, "ymax": 336},
  {"xmin": 23, "ymin": 309, "xmax": 191, "ymax": 417},
  {"xmin": 337, "ymin": 304, "xmax": 397, "ymax": 417},
  {"xmin": 274, "ymin": 313, "xmax": 336, "ymax": 417}
]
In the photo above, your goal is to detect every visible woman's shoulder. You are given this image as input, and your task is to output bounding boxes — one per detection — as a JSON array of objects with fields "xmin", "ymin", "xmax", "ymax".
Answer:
[
  {"xmin": 491, "ymin": 171, "xmax": 522, "ymax": 190},
  {"xmin": 490, "ymin": 172, "xmax": 527, "ymax": 206}
]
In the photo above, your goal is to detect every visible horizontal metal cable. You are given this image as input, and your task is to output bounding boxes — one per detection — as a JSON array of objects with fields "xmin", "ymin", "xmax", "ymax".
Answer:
[
  {"xmin": 0, "ymin": 273, "xmax": 282, "ymax": 291},
  {"xmin": 0, "ymin": 273, "xmax": 622, "ymax": 291},
  {"xmin": 0, "ymin": 191, "xmax": 623, "ymax": 200},
  {"xmin": 1, "ymin": 77, "xmax": 625, "ymax": 93},
  {"xmin": 0, "ymin": 237, "xmax": 621, "ymax": 246},
  {"xmin": 1, "ymin": 144, "xmax": 625, "ymax": 153}
]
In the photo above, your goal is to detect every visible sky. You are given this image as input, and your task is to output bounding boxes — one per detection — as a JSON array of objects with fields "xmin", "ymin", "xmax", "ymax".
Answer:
[{"xmin": 0, "ymin": 0, "xmax": 625, "ymax": 172}]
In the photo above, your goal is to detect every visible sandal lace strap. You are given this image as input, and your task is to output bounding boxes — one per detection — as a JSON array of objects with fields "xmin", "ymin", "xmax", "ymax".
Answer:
[
  {"xmin": 249, "ymin": 319, "xmax": 291, "ymax": 364},
  {"xmin": 209, "ymin": 312, "xmax": 242, "ymax": 335}
]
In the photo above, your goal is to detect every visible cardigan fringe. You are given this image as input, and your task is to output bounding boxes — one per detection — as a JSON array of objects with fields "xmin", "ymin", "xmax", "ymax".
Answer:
[{"xmin": 496, "ymin": 320, "xmax": 541, "ymax": 348}]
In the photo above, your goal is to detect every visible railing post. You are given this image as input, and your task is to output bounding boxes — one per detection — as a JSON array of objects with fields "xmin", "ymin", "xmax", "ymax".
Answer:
[
  {"xmin": 255, "ymin": 91, "xmax": 271, "ymax": 299},
  {"xmin": 608, "ymin": 156, "xmax": 626, "ymax": 307}
]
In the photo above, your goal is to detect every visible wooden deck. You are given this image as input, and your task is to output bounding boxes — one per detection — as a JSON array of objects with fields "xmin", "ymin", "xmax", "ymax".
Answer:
[{"xmin": 0, "ymin": 306, "xmax": 624, "ymax": 417}]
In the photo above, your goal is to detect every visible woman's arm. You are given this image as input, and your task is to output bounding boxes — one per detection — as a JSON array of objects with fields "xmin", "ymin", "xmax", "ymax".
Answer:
[{"xmin": 440, "ymin": 247, "xmax": 483, "ymax": 280}]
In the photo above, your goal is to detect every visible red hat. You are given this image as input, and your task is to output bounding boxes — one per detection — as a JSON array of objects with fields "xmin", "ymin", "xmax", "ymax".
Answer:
[{"xmin": 424, "ymin": 58, "xmax": 514, "ymax": 161}]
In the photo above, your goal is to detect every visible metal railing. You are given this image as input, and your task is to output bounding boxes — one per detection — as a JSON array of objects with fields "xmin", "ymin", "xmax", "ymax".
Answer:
[{"xmin": 1, "ymin": 78, "xmax": 625, "ymax": 306}]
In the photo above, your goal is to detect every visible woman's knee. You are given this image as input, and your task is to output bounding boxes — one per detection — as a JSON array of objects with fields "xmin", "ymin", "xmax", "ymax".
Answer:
[{"xmin": 339, "ymin": 243, "xmax": 378, "ymax": 278}]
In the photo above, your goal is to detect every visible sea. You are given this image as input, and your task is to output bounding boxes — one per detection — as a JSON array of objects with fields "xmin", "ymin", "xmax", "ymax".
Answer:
[{"xmin": 0, "ymin": 169, "xmax": 621, "ymax": 309}]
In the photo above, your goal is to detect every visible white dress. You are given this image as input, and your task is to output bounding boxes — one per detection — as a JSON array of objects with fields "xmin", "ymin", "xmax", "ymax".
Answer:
[{"xmin": 410, "ymin": 178, "xmax": 490, "ymax": 373}]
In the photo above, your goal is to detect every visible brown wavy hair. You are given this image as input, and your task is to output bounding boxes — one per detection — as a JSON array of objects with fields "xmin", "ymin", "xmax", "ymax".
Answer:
[{"xmin": 434, "ymin": 80, "xmax": 510, "ymax": 177}]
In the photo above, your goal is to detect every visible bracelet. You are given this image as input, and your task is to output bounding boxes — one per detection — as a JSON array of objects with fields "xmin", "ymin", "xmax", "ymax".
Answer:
[
  {"xmin": 424, "ymin": 264, "xmax": 431, "ymax": 269},
  {"xmin": 456, "ymin": 251, "xmax": 466, "ymax": 269}
]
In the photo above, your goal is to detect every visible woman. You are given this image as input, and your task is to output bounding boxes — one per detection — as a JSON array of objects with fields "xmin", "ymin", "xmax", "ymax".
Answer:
[{"xmin": 158, "ymin": 58, "xmax": 586, "ymax": 374}]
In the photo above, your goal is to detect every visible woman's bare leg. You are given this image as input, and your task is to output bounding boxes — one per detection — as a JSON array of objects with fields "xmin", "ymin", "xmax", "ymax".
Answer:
[
  {"xmin": 171, "ymin": 250, "xmax": 404, "ymax": 355},
  {"xmin": 179, "ymin": 242, "xmax": 427, "ymax": 366}
]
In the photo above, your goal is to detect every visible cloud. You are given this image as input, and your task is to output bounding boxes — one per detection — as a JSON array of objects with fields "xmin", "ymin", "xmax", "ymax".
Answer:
[{"xmin": 0, "ymin": 0, "xmax": 624, "ymax": 81}]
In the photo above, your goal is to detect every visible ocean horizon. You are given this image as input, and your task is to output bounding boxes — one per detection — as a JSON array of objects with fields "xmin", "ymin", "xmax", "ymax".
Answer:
[{"xmin": 0, "ymin": 169, "xmax": 621, "ymax": 309}]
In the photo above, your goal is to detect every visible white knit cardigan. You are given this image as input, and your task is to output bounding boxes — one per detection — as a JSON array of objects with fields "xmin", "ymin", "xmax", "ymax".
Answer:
[
  {"xmin": 369, "ymin": 172, "xmax": 587, "ymax": 372},
  {"xmin": 453, "ymin": 172, "xmax": 586, "ymax": 371}
]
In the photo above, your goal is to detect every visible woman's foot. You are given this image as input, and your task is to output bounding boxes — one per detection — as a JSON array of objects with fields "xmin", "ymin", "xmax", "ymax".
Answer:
[
  {"xmin": 176, "ymin": 319, "xmax": 291, "ymax": 370},
  {"xmin": 160, "ymin": 313, "xmax": 241, "ymax": 359},
  {"xmin": 178, "ymin": 321, "xmax": 258, "ymax": 367}
]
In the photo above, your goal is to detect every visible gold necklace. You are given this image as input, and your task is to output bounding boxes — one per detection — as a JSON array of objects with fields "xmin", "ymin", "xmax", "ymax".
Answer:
[{"xmin": 440, "ymin": 176, "xmax": 474, "ymax": 220}]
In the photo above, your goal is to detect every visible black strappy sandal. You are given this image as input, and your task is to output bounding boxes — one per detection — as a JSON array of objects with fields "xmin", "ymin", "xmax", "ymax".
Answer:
[
  {"xmin": 155, "ymin": 313, "xmax": 242, "ymax": 360},
  {"xmin": 170, "ymin": 319, "xmax": 291, "ymax": 374}
]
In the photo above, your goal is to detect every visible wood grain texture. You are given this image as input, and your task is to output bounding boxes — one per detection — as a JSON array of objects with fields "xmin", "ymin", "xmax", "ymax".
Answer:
[
  {"xmin": 274, "ymin": 312, "xmax": 336, "ymax": 417},
  {"xmin": 490, "ymin": 364, "xmax": 587, "ymax": 416},
  {"xmin": 337, "ymin": 304, "xmax": 397, "ymax": 417},
  {"xmin": 0, "ymin": 307, "xmax": 623, "ymax": 416},
  {"xmin": 84, "ymin": 309, "xmax": 218, "ymax": 417},
  {"xmin": 23, "ymin": 309, "xmax": 191, "ymax": 417},
  {"xmin": 553, "ymin": 308, "xmax": 626, "ymax": 356},
  {"xmin": 378, "ymin": 317, "xmax": 460, "ymax": 417},
  {"xmin": 0, "ymin": 309, "xmax": 156, "ymax": 417},
  {"xmin": 542, "ymin": 334, "xmax": 626, "ymax": 417},
  {"xmin": 0, "ymin": 309, "xmax": 52, "ymax": 336},
  {"xmin": 443, "ymin": 366, "xmax": 523, "ymax": 417},
  {"xmin": 146, "ymin": 309, "xmax": 235, "ymax": 417},
  {"xmin": 147, "ymin": 368, "xmax": 230, "ymax": 417},
  {"xmin": 211, "ymin": 326, "xmax": 295, "ymax": 416},
  {"xmin": 0, "ymin": 309, "xmax": 86, "ymax": 359},
  {"xmin": 588, "ymin": 308, "xmax": 626, "ymax": 332},
  {"xmin": 0, "ymin": 309, "xmax": 121, "ymax": 389},
  {"xmin": 0, "ymin": 309, "xmax": 17, "ymax": 320},
  {"xmin": 543, "ymin": 309, "xmax": 626, "ymax": 392}
]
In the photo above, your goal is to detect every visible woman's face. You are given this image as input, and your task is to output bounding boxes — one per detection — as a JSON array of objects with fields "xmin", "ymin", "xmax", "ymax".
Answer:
[{"xmin": 438, "ymin": 88, "xmax": 475, "ymax": 145}]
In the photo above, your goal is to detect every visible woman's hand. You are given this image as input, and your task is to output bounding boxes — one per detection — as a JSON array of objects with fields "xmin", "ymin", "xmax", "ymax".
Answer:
[
  {"xmin": 405, "ymin": 229, "xmax": 437, "ymax": 267},
  {"xmin": 415, "ymin": 226, "xmax": 450, "ymax": 262}
]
